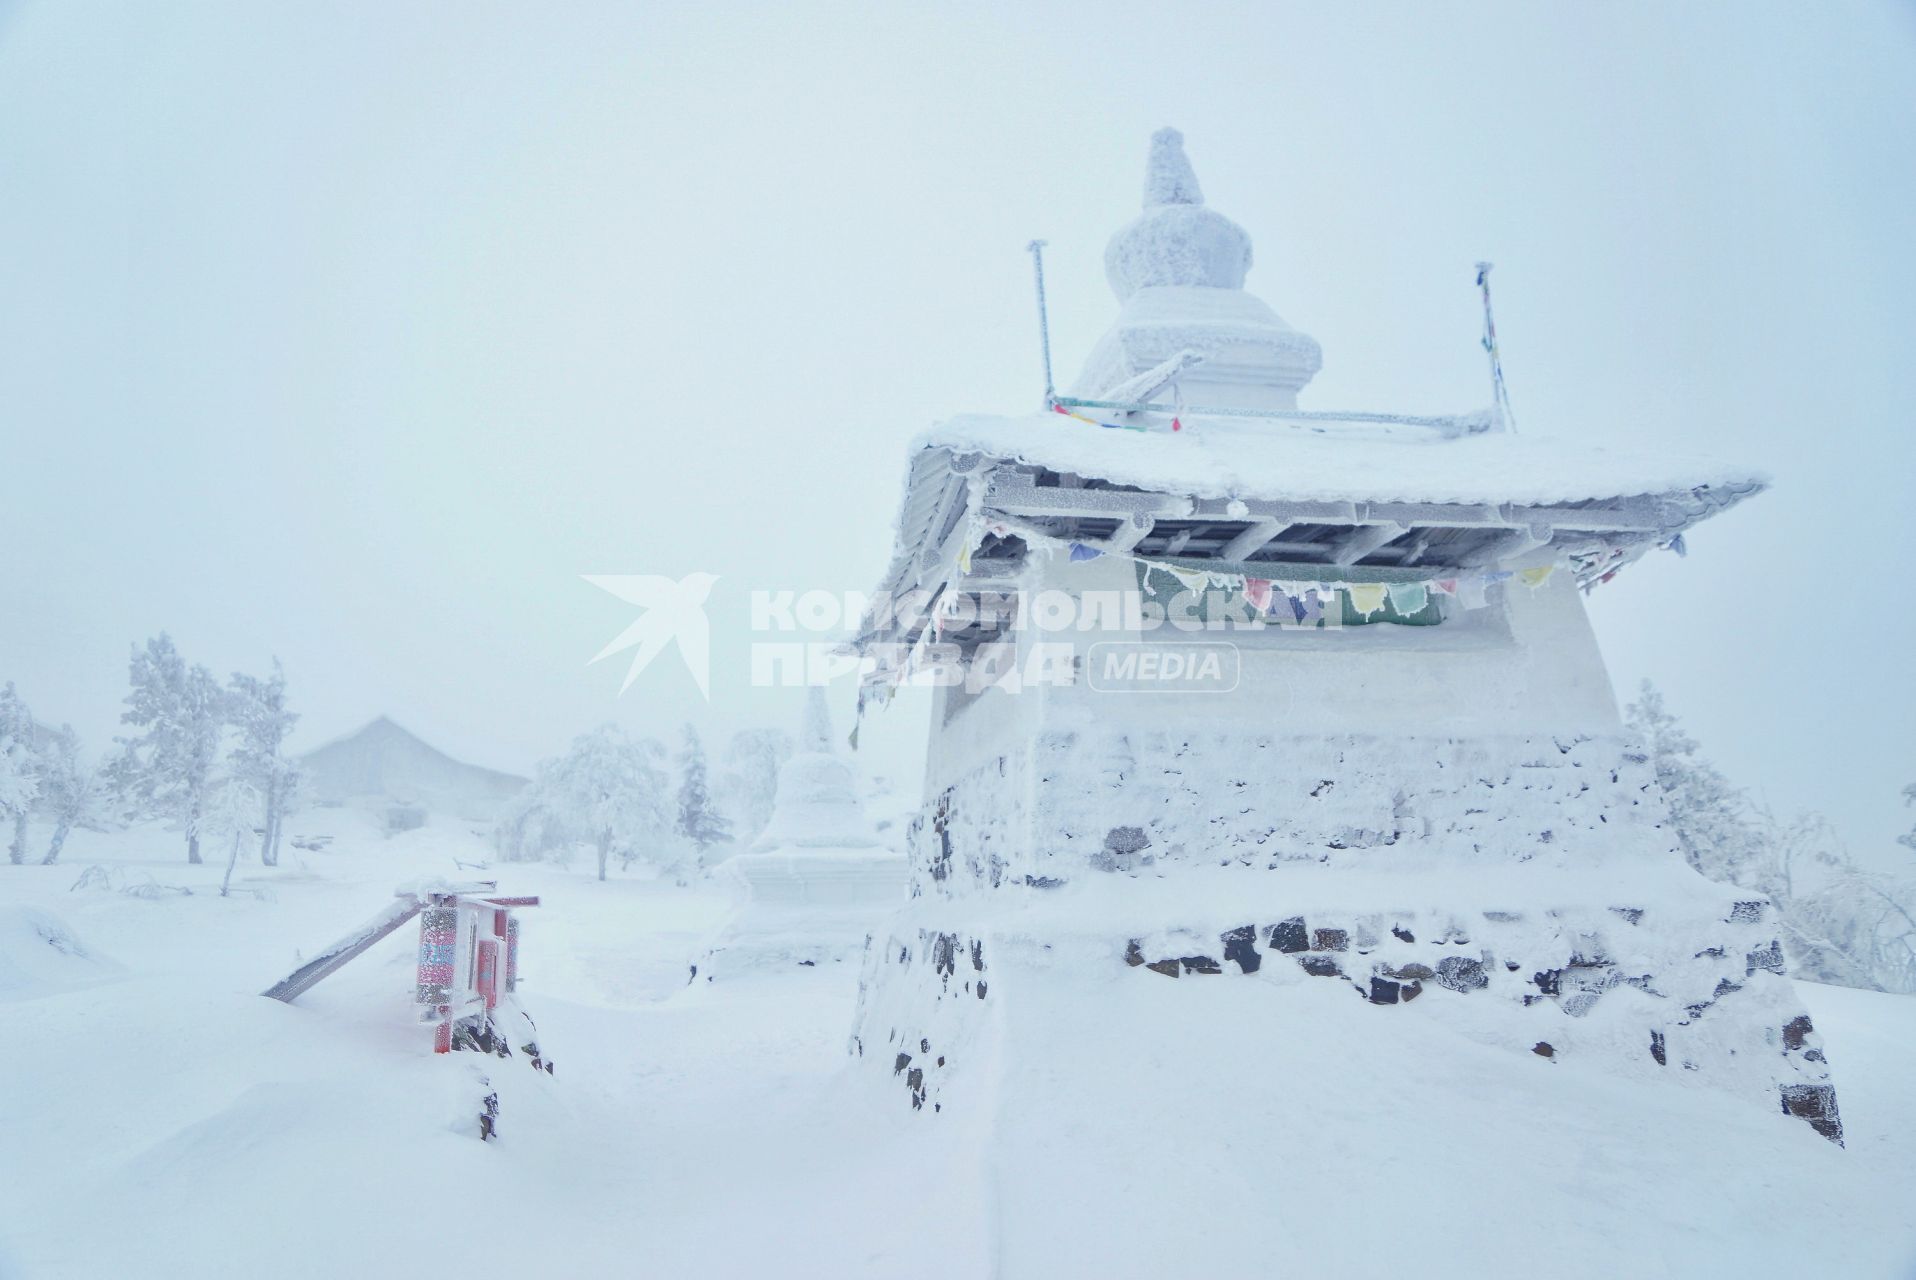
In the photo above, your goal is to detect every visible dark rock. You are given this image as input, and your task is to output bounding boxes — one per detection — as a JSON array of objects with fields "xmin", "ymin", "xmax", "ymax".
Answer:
[
  {"xmin": 1713, "ymin": 978, "xmax": 1743, "ymax": 999},
  {"xmin": 1400, "ymin": 980, "xmax": 1423, "ymax": 1002},
  {"xmin": 1609, "ymin": 907, "xmax": 1645, "ymax": 925},
  {"xmin": 1145, "ymin": 958, "xmax": 1180, "ymax": 978},
  {"xmin": 1650, "ymin": 1030, "xmax": 1667, "ymax": 1066},
  {"xmin": 1729, "ymin": 900, "xmax": 1766, "ymax": 924},
  {"xmin": 1103, "ymin": 825, "xmax": 1150, "ymax": 855},
  {"xmin": 1746, "ymin": 941, "xmax": 1785, "ymax": 977},
  {"xmin": 1392, "ymin": 925, "xmax": 1415, "ymax": 943},
  {"xmin": 893, "ymin": 1052, "xmax": 911, "ymax": 1076},
  {"xmin": 1298, "ymin": 955, "xmax": 1341, "ymax": 977},
  {"xmin": 1221, "ymin": 926, "xmax": 1261, "ymax": 974},
  {"xmin": 1532, "ymin": 968, "xmax": 1562, "ymax": 997},
  {"xmin": 1782, "ymin": 1014, "xmax": 1814, "ymax": 1051},
  {"xmin": 970, "ymin": 939, "xmax": 985, "ymax": 971},
  {"xmin": 1023, "ymin": 875, "xmax": 1066, "ymax": 890},
  {"xmin": 1124, "ymin": 939, "xmax": 1146, "ymax": 967},
  {"xmin": 1693, "ymin": 945, "xmax": 1725, "ymax": 959},
  {"xmin": 1311, "ymin": 928, "xmax": 1349, "ymax": 952},
  {"xmin": 1386, "ymin": 962, "xmax": 1435, "ymax": 981},
  {"xmin": 1434, "ymin": 956, "xmax": 1488, "ymax": 993},
  {"xmin": 1779, "ymin": 1083, "xmax": 1844, "ymax": 1145},
  {"xmin": 976, "ymin": 981, "xmax": 987, "ymax": 999},
  {"xmin": 1532, "ymin": 1041, "xmax": 1555, "ymax": 1059},
  {"xmin": 920, "ymin": 1038, "xmax": 930, "ymax": 1053},
  {"xmin": 1179, "ymin": 955, "xmax": 1223, "ymax": 975},
  {"xmin": 1368, "ymin": 976, "xmax": 1401, "ymax": 1005},
  {"xmin": 1270, "ymin": 917, "xmax": 1309, "ymax": 954}
]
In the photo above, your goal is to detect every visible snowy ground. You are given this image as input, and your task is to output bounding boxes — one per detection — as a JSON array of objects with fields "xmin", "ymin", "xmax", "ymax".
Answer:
[{"xmin": 1, "ymin": 809, "xmax": 1912, "ymax": 1279}]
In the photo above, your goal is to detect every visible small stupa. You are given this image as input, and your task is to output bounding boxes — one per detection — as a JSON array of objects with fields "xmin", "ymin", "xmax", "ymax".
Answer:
[{"xmin": 696, "ymin": 689, "xmax": 907, "ymax": 980}]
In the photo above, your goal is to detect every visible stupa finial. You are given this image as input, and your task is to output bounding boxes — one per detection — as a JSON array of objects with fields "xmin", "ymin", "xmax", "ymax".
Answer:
[
  {"xmin": 1143, "ymin": 127, "xmax": 1204, "ymax": 207},
  {"xmin": 801, "ymin": 685, "xmax": 834, "ymax": 755}
]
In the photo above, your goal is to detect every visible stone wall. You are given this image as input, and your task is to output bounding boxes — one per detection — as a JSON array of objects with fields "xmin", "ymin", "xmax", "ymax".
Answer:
[{"xmin": 860, "ymin": 729, "xmax": 1844, "ymax": 1141}]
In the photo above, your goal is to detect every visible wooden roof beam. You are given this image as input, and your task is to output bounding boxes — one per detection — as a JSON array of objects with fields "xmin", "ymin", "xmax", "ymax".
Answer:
[
  {"xmin": 1218, "ymin": 519, "xmax": 1292, "ymax": 561},
  {"xmin": 1330, "ymin": 521, "xmax": 1408, "ymax": 565}
]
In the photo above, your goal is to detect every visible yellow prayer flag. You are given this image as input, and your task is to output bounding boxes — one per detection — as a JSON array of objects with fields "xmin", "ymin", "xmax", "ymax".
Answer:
[{"xmin": 1346, "ymin": 582, "xmax": 1388, "ymax": 616}]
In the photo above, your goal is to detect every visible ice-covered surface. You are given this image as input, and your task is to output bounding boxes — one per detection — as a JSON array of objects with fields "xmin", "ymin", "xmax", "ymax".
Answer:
[
  {"xmin": 0, "ymin": 905, "xmax": 120, "ymax": 1002},
  {"xmin": 0, "ymin": 809, "xmax": 1911, "ymax": 1277},
  {"xmin": 920, "ymin": 410, "xmax": 1768, "ymax": 505}
]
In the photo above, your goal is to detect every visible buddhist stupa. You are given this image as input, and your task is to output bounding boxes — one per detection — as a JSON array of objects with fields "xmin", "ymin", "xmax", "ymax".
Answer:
[
  {"xmin": 696, "ymin": 689, "xmax": 906, "ymax": 980},
  {"xmin": 847, "ymin": 128, "xmax": 1840, "ymax": 1144}
]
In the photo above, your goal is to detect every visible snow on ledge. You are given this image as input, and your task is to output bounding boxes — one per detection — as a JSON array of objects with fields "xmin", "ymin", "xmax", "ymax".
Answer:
[{"xmin": 918, "ymin": 412, "xmax": 1769, "ymax": 507}]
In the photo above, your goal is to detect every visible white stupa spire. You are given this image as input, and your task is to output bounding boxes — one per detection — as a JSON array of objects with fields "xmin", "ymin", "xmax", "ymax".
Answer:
[
  {"xmin": 800, "ymin": 685, "xmax": 834, "ymax": 754},
  {"xmin": 1142, "ymin": 125, "xmax": 1204, "ymax": 206},
  {"xmin": 1075, "ymin": 128, "xmax": 1321, "ymax": 412}
]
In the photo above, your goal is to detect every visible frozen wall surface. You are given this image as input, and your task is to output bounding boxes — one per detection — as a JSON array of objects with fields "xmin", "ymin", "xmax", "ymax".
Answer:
[{"xmin": 854, "ymin": 562, "xmax": 1841, "ymax": 1142}]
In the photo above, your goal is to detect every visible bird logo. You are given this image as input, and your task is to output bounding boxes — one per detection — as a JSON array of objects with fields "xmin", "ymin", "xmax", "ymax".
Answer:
[{"xmin": 583, "ymin": 572, "xmax": 719, "ymax": 699}]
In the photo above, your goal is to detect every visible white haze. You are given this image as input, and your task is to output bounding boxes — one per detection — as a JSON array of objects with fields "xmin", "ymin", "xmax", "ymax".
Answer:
[{"xmin": 0, "ymin": 1, "xmax": 1911, "ymax": 855}]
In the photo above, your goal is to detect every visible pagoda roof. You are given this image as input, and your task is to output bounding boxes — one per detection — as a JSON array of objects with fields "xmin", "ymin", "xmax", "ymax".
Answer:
[
  {"xmin": 854, "ymin": 409, "xmax": 1764, "ymax": 656},
  {"xmin": 922, "ymin": 411, "xmax": 1764, "ymax": 509}
]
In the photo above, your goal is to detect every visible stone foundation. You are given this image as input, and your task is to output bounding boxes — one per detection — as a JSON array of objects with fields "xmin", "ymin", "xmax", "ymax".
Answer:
[{"xmin": 855, "ymin": 731, "xmax": 1845, "ymax": 1142}]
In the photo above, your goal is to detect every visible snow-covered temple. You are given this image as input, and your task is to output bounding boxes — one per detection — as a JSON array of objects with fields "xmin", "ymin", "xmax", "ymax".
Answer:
[
  {"xmin": 697, "ymin": 690, "xmax": 906, "ymax": 980},
  {"xmin": 849, "ymin": 128, "xmax": 1842, "ymax": 1141}
]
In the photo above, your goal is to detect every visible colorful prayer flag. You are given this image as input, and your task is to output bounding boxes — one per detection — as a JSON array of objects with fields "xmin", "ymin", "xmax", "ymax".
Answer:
[
  {"xmin": 1347, "ymin": 582, "xmax": 1388, "ymax": 616},
  {"xmin": 1386, "ymin": 581, "xmax": 1430, "ymax": 616}
]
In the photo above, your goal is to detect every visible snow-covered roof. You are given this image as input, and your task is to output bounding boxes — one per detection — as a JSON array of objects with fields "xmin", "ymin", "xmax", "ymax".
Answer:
[{"xmin": 922, "ymin": 411, "xmax": 1766, "ymax": 508}]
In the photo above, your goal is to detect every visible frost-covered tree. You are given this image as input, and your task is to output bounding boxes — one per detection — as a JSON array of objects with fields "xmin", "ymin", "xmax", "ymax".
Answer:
[
  {"xmin": 1625, "ymin": 681, "xmax": 1754, "ymax": 882},
  {"xmin": 1900, "ymin": 783, "xmax": 1916, "ymax": 855},
  {"xmin": 530, "ymin": 724, "xmax": 670, "ymax": 882},
  {"xmin": 116, "ymin": 634, "xmax": 226, "ymax": 863},
  {"xmin": 36, "ymin": 726, "xmax": 107, "ymax": 865},
  {"xmin": 227, "ymin": 661, "xmax": 298, "ymax": 868},
  {"xmin": 0, "ymin": 683, "xmax": 40, "ymax": 864},
  {"xmin": 675, "ymin": 724, "xmax": 731, "ymax": 868},
  {"xmin": 719, "ymin": 727, "xmax": 793, "ymax": 845},
  {"xmin": 201, "ymin": 776, "xmax": 264, "ymax": 898},
  {"xmin": 1631, "ymin": 681, "xmax": 1916, "ymax": 992}
]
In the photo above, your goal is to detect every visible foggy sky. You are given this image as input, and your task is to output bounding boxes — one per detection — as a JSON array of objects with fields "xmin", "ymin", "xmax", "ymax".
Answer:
[{"xmin": 1, "ymin": 2, "xmax": 1911, "ymax": 855}]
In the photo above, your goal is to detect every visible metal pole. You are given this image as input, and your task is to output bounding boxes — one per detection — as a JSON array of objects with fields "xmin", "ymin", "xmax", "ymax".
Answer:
[
  {"xmin": 1475, "ymin": 261, "xmax": 1518, "ymax": 435},
  {"xmin": 1027, "ymin": 239, "xmax": 1056, "ymax": 407}
]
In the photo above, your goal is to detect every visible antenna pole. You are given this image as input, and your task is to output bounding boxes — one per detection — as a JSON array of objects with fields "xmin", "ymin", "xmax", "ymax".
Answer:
[
  {"xmin": 1474, "ymin": 261, "xmax": 1518, "ymax": 434},
  {"xmin": 1027, "ymin": 239, "xmax": 1056, "ymax": 408}
]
